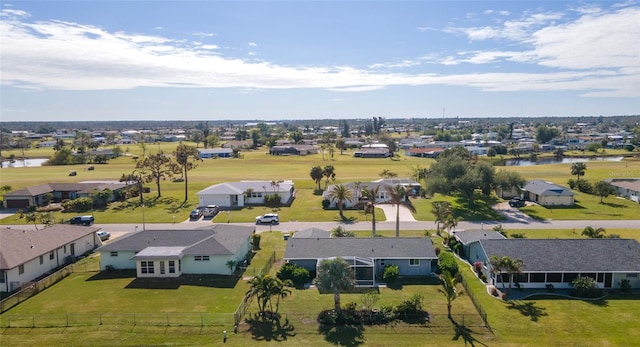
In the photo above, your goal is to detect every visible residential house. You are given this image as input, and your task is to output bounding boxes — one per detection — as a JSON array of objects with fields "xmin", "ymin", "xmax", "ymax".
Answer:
[
  {"xmin": 0, "ymin": 225, "xmax": 102, "ymax": 293},
  {"xmin": 322, "ymin": 178, "xmax": 420, "ymax": 209},
  {"xmin": 605, "ymin": 178, "xmax": 640, "ymax": 203},
  {"xmin": 97, "ymin": 225, "xmax": 254, "ymax": 277},
  {"xmin": 198, "ymin": 148, "xmax": 233, "ymax": 158},
  {"xmin": 469, "ymin": 239, "xmax": 640, "ymax": 290},
  {"xmin": 196, "ymin": 180, "xmax": 295, "ymax": 208},
  {"xmin": 353, "ymin": 148, "xmax": 390, "ymax": 158},
  {"xmin": 3, "ymin": 182, "xmax": 129, "ymax": 209},
  {"xmin": 284, "ymin": 237, "xmax": 437, "ymax": 287},
  {"xmin": 269, "ymin": 145, "xmax": 319, "ymax": 156},
  {"xmin": 523, "ymin": 180, "xmax": 575, "ymax": 206},
  {"xmin": 451, "ymin": 230, "xmax": 506, "ymax": 260}
]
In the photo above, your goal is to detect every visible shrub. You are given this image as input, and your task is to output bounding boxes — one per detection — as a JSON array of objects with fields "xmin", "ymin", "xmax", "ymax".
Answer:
[
  {"xmin": 510, "ymin": 233, "xmax": 527, "ymax": 239},
  {"xmin": 251, "ymin": 233, "xmax": 261, "ymax": 250},
  {"xmin": 571, "ymin": 276, "xmax": 601, "ymax": 298},
  {"xmin": 382, "ymin": 264, "xmax": 400, "ymax": 283},
  {"xmin": 576, "ymin": 180, "xmax": 593, "ymax": 194},
  {"xmin": 618, "ymin": 279, "xmax": 632, "ymax": 293},
  {"xmin": 567, "ymin": 178, "xmax": 576, "ymax": 189},
  {"xmin": 434, "ymin": 247, "xmax": 441, "ymax": 256},
  {"xmin": 321, "ymin": 199, "xmax": 331, "ymax": 209},
  {"xmin": 394, "ymin": 294, "xmax": 428, "ymax": 322},
  {"xmin": 61, "ymin": 197, "xmax": 93, "ymax": 212},
  {"xmin": 437, "ymin": 252, "xmax": 459, "ymax": 276},
  {"xmin": 545, "ymin": 284, "xmax": 555, "ymax": 292},
  {"xmin": 277, "ymin": 263, "xmax": 310, "ymax": 287},
  {"xmin": 264, "ymin": 193, "xmax": 281, "ymax": 208}
]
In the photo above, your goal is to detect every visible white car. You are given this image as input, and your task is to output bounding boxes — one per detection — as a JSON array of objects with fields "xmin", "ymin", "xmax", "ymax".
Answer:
[
  {"xmin": 96, "ymin": 230, "xmax": 111, "ymax": 241},
  {"xmin": 255, "ymin": 213, "xmax": 279, "ymax": 224}
]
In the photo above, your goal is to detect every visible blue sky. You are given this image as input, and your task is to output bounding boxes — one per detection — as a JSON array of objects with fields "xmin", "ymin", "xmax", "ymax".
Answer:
[{"xmin": 1, "ymin": 1, "xmax": 639, "ymax": 122}]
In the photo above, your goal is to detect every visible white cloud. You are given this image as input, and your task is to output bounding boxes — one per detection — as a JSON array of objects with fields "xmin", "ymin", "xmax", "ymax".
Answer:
[
  {"xmin": 0, "ymin": 6, "xmax": 637, "ymax": 98},
  {"xmin": 248, "ymin": 42, "xmax": 257, "ymax": 47}
]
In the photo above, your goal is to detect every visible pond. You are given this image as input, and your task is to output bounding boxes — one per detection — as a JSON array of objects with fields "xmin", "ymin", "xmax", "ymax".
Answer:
[
  {"xmin": 504, "ymin": 156, "xmax": 624, "ymax": 166},
  {"xmin": 0, "ymin": 158, "xmax": 49, "ymax": 168}
]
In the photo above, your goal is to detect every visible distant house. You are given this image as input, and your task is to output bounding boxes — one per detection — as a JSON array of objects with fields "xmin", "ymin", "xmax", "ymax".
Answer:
[
  {"xmin": 88, "ymin": 149, "xmax": 116, "ymax": 159},
  {"xmin": 97, "ymin": 225, "xmax": 254, "ymax": 277},
  {"xmin": 605, "ymin": 178, "xmax": 640, "ymax": 203},
  {"xmin": 469, "ymin": 239, "xmax": 640, "ymax": 290},
  {"xmin": 284, "ymin": 237, "xmax": 437, "ymax": 287},
  {"xmin": 523, "ymin": 180, "xmax": 574, "ymax": 206},
  {"xmin": 36, "ymin": 141, "xmax": 56, "ymax": 148},
  {"xmin": 222, "ymin": 140, "xmax": 251, "ymax": 149},
  {"xmin": 269, "ymin": 145, "xmax": 319, "ymax": 156},
  {"xmin": 198, "ymin": 148, "xmax": 233, "ymax": 159},
  {"xmin": 404, "ymin": 147, "xmax": 445, "ymax": 158},
  {"xmin": 2, "ymin": 182, "xmax": 129, "ymax": 209},
  {"xmin": 196, "ymin": 180, "xmax": 295, "ymax": 208},
  {"xmin": 354, "ymin": 148, "xmax": 390, "ymax": 158},
  {"xmin": 322, "ymin": 178, "xmax": 420, "ymax": 209},
  {"xmin": 0, "ymin": 225, "xmax": 102, "ymax": 293}
]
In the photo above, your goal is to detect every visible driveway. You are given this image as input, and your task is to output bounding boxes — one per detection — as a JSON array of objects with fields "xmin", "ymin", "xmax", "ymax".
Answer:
[
  {"xmin": 378, "ymin": 204, "xmax": 417, "ymax": 222},
  {"xmin": 492, "ymin": 202, "xmax": 536, "ymax": 223}
]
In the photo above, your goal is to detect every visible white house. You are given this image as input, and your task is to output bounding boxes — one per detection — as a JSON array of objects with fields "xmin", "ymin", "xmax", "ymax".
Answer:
[
  {"xmin": 0, "ymin": 225, "xmax": 102, "ymax": 293},
  {"xmin": 323, "ymin": 178, "xmax": 420, "ymax": 209},
  {"xmin": 605, "ymin": 178, "xmax": 640, "ymax": 203},
  {"xmin": 523, "ymin": 180, "xmax": 575, "ymax": 206},
  {"xmin": 97, "ymin": 225, "xmax": 254, "ymax": 278},
  {"xmin": 196, "ymin": 181, "xmax": 295, "ymax": 208}
]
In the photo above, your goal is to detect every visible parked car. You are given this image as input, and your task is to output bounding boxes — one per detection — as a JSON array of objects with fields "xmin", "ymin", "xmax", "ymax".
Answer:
[
  {"xmin": 255, "ymin": 213, "xmax": 279, "ymax": 224},
  {"xmin": 509, "ymin": 197, "xmax": 526, "ymax": 208},
  {"xmin": 190, "ymin": 208, "xmax": 203, "ymax": 219},
  {"xmin": 69, "ymin": 215, "xmax": 95, "ymax": 226},
  {"xmin": 96, "ymin": 230, "xmax": 110, "ymax": 241},
  {"xmin": 202, "ymin": 205, "xmax": 220, "ymax": 217}
]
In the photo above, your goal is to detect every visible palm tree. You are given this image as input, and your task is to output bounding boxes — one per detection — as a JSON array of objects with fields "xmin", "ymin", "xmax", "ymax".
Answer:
[
  {"xmin": 489, "ymin": 256, "xmax": 506, "ymax": 290},
  {"xmin": 327, "ymin": 184, "xmax": 353, "ymax": 219},
  {"xmin": 226, "ymin": 260, "xmax": 238, "ymax": 275},
  {"xmin": 431, "ymin": 201, "xmax": 452, "ymax": 235},
  {"xmin": 245, "ymin": 274, "xmax": 291, "ymax": 317},
  {"xmin": 331, "ymin": 226, "xmax": 355, "ymax": 237},
  {"xmin": 314, "ymin": 257, "xmax": 355, "ymax": 311},
  {"xmin": 582, "ymin": 226, "xmax": 606, "ymax": 238},
  {"xmin": 352, "ymin": 181, "xmax": 363, "ymax": 202},
  {"xmin": 25, "ymin": 212, "xmax": 39, "ymax": 230},
  {"xmin": 359, "ymin": 186, "xmax": 382, "ymax": 237},
  {"xmin": 570, "ymin": 162, "xmax": 587, "ymax": 183},
  {"xmin": 443, "ymin": 213, "xmax": 459, "ymax": 235},
  {"xmin": 489, "ymin": 256, "xmax": 524, "ymax": 292},
  {"xmin": 388, "ymin": 185, "xmax": 417, "ymax": 237},
  {"xmin": 439, "ymin": 270, "xmax": 462, "ymax": 319}
]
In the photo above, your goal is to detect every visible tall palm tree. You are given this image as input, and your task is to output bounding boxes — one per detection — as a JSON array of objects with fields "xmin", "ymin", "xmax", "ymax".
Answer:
[
  {"xmin": 571, "ymin": 162, "xmax": 587, "ymax": 183},
  {"xmin": 431, "ymin": 201, "xmax": 452, "ymax": 235},
  {"xmin": 388, "ymin": 185, "xmax": 417, "ymax": 237},
  {"xmin": 245, "ymin": 274, "xmax": 291, "ymax": 316},
  {"xmin": 359, "ymin": 185, "xmax": 382, "ymax": 237},
  {"xmin": 504, "ymin": 257, "xmax": 525, "ymax": 292},
  {"xmin": 443, "ymin": 213, "xmax": 459, "ymax": 235},
  {"xmin": 439, "ymin": 270, "xmax": 461, "ymax": 319},
  {"xmin": 327, "ymin": 184, "xmax": 353, "ymax": 219},
  {"xmin": 314, "ymin": 257, "xmax": 355, "ymax": 311},
  {"xmin": 581, "ymin": 226, "xmax": 606, "ymax": 238}
]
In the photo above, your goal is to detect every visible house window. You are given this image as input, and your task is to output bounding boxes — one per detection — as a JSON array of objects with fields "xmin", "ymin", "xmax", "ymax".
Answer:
[
  {"xmin": 49, "ymin": 251, "xmax": 55, "ymax": 260},
  {"xmin": 530, "ymin": 273, "xmax": 545, "ymax": 283},
  {"xmin": 547, "ymin": 273, "xmax": 562, "ymax": 282},
  {"xmin": 19, "ymin": 264, "xmax": 25, "ymax": 275},
  {"xmin": 63, "ymin": 245, "xmax": 67, "ymax": 254},
  {"xmin": 39, "ymin": 255, "xmax": 44, "ymax": 265},
  {"xmin": 409, "ymin": 259, "xmax": 420, "ymax": 266},
  {"xmin": 563, "ymin": 273, "xmax": 579, "ymax": 283},
  {"xmin": 194, "ymin": 256, "xmax": 210, "ymax": 261},
  {"xmin": 597, "ymin": 273, "xmax": 604, "ymax": 282},
  {"xmin": 169, "ymin": 261, "xmax": 176, "ymax": 274},
  {"xmin": 627, "ymin": 273, "xmax": 639, "ymax": 278},
  {"xmin": 140, "ymin": 261, "xmax": 154, "ymax": 274},
  {"xmin": 0, "ymin": 270, "xmax": 5, "ymax": 283},
  {"xmin": 110, "ymin": 252, "xmax": 118, "ymax": 257},
  {"xmin": 160, "ymin": 261, "xmax": 165, "ymax": 275}
]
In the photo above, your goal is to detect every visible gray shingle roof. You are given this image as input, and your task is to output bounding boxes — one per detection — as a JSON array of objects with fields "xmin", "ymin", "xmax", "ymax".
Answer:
[
  {"xmin": 4, "ymin": 182, "xmax": 128, "ymax": 197},
  {"xmin": 284, "ymin": 237, "xmax": 436, "ymax": 260},
  {"xmin": 479, "ymin": 239, "xmax": 640, "ymax": 272},
  {"xmin": 453, "ymin": 230, "xmax": 506, "ymax": 245},
  {"xmin": 0, "ymin": 225, "xmax": 100, "ymax": 269},
  {"xmin": 293, "ymin": 228, "xmax": 331, "ymax": 238},
  {"xmin": 97, "ymin": 225, "xmax": 254, "ymax": 256},
  {"xmin": 524, "ymin": 180, "xmax": 574, "ymax": 196}
]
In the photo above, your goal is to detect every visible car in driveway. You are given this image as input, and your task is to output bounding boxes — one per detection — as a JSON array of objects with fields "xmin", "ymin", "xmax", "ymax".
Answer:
[
  {"xmin": 189, "ymin": 209, "xmax": 203, "ymax": 219},
  {"xmin": 255, "ymin": 213, "xmax": 279, "ymax": 224},
  {"xmin": 509, "ymin": 197, "xmax": 526, "ymax": 208},
  {"xmin": 202, "ymin": 205, "xmax": 220, "ymax": 218},
  {"xmin": 96, "ymin": 230, "xmax": 111, "ymax": 241}
]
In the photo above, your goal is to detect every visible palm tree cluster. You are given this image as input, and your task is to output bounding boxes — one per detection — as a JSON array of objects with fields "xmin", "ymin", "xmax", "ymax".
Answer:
[
  {"xmin": 489, "ymin": 256, "xmax": 525, "ymax": 294},
  {"xmin": 245, "ymin": 274, "xmax": 292, "ymax": 319},
  {"xmin": 431, "ymin": 201, "xmax": 458, "ymax": 236}
]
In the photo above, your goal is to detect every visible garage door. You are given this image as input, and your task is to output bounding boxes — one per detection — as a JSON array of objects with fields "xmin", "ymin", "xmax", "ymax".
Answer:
[{"xmin": 6, "ymin": 199, "xmax": 30, "ymax": 208}]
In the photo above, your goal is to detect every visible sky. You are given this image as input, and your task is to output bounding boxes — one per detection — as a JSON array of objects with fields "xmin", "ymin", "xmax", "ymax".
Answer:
[{"xmin": 1, "ymin": 1, "xmax": 639, "ymax": 122}]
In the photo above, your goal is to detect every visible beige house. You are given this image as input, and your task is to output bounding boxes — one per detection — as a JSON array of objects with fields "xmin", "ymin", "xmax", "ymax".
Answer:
[{"xmin": 523, "ymin": 180, "xmax": 574, "ymax": 206}]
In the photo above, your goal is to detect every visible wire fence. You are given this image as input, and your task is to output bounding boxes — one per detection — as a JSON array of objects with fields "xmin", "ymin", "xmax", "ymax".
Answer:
[
  {"xmin": 459, "ymin": 274, "xmax": 492, "ymax": 333},
  {"xmin": 233, "ymin": 251, "xmax": 276, "ymax": 324},
  {"xmin": 0, "ymin": 261, "xmax": 100, "ymax": 314},
  {"xmin": 1, "ymin": 312, "xmax": 233, "ymax": 328}
]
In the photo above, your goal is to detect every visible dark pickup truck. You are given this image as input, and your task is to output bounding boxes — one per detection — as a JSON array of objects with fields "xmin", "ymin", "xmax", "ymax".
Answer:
[{"xmin": 509, "ymin": 197, "xmax": 526, "ymax": 208}]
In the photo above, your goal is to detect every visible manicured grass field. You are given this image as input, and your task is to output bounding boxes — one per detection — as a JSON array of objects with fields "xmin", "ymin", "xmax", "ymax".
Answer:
[{"xmin": 2, "ymin": 230, "xmax": 640, "ymax": 346}]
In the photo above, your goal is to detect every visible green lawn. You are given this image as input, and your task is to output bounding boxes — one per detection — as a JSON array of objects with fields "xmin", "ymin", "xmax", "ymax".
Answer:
[{"xmin": 2, "ymin": 230, "xmax": 640, "ymax": 346}]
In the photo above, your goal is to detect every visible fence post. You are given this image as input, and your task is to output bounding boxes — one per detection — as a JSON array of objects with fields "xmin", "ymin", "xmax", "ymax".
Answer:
[
  {"xmin": 66, "ymin": 313, "xmax": 69, "ymax": 327},
  {"xmin": 167, "ymin": 313, "xmax": 169, "ymax": 326}
]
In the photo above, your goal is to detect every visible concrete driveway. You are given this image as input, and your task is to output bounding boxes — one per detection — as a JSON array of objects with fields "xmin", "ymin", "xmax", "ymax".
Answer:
[
  {"xmin": 492, "ymin": 202, "xmax": 536, "ymax": 223},
  {"xmin": 378, "ymin": 204, "xmax": 417, "ymax": 222}
]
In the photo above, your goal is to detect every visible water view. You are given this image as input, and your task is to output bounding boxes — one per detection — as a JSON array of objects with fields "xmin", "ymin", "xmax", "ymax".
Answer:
[
  {"xmin": 505, "ymin": 156, "xmax": 624, "ymax": 166},
  {"xmin": 0, "ymin": 158, "xmax": 49, "ymax": 168}
]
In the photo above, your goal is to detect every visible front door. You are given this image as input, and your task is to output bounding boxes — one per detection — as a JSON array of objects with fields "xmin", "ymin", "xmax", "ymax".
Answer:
[{"xmin": 604, "ymin": 273, "xmax": 612, "ymax": 288}]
